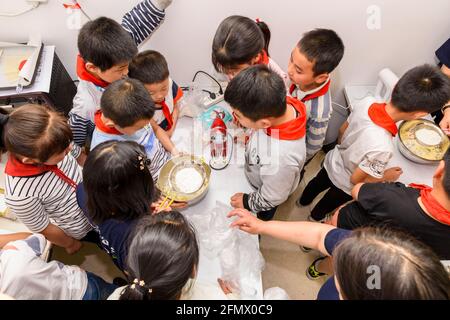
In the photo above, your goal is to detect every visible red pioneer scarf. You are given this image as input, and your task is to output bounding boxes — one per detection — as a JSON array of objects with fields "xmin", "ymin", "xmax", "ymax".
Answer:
[
  {"xmin": 5, "ymin": 155, "xmax": 77, "ymax": 189},
  {"xmin": 409, "ymin": 183, "xmax": 450, "ymax": 225},
  {"xmin": 94, "ymin": 111, "xmax": 122, "ymax": 135},
  {"xmin": 76, "ymin": 55, "xmax": 110, "ymax": 88},
  {"xmin": 265, "ymin": 96, "xmax": 307, "ymax": 140},
  {"xmin": 289, "ymin": 79, "xmax": 331, "ymax": 102},
  {"xmin": 368, "ymin": 103, "xmax": 398, "ymax": 136}
]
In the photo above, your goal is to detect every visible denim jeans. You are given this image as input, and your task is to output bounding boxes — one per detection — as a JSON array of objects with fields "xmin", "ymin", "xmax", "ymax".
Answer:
[{"xmin": 82, "ymin": 272, "xmax": 118, "ymax": 300}]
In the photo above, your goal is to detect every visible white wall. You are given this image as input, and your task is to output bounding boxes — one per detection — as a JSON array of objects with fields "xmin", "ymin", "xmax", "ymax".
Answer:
[{"xmin": 1, "ymin": 0, "xmax": 449, "ymax": 106}]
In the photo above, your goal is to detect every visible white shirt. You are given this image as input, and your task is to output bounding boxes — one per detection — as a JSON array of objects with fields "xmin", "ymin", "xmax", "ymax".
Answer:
[
  {"xmin": 324, "ymin": 97, "xmax": 395, "ymax": 194},
  {"xmin": 5, "ymin": 154, "xmax": 93, "ymax": 239},
  {"xmin": 0, "ymin": 234, "xmax": 87, "ymax": 300}
]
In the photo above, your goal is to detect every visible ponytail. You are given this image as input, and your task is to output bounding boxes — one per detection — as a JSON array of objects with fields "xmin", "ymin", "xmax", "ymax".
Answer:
[
  {"xmin": 255, "ymin": 19, "xmax": 271, "ymax": 56},
  {"xmin": 119, "ymin": 278, "xmax": 153, "ymax": 300}
]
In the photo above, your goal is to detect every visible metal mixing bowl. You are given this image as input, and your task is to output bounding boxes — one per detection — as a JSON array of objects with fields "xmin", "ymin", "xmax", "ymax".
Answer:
[
  {"xmin": 156, "ymin": 155, "xmax": 211, "ymax": 204},
  {"xmin": 397, "ymin": 119, "xmax": 449, "ymax": 165}
]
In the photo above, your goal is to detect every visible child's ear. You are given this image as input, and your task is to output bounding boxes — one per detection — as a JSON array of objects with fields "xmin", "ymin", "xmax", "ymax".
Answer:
[
  {"xmin": 21, "ymin": 157, "xmax": 36, "ymax": 165},
  {"xmin": 434, "ymin": 160, "xmax": 445, "ymax": 181},
  {"xmin": 85, "ymin": 62, "xmax": 100, "ymax": 74},
  {"xmin": 314, "ymin": 73, "xmax": 329, "ymax": 85},
  {"xmin": 258, "ymin": 119, "xmax": 272, "ymax": 129},
  {"xmin": 251, "ymin": 53, "xmax": 262, "ymax": 65},
  {"xmin": 102, "ymin": 116, "xmax": 116, "ymax": 128}
]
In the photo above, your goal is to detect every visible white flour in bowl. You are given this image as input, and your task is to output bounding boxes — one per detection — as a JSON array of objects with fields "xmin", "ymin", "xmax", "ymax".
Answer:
[
  {"xmin": 175, "ymin": 167, "xmax": 203, "ymax": 194},
  {"xmin": 415, "ymin": 128, "xmax": 442, "ymax": 146}
]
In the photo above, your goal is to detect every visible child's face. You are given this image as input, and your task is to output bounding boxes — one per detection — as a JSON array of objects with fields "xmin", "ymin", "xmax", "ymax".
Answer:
[
  {"xmin": 144, "ymin": 78, "xmax": 170, "ymax": 104},
  {"xmin": 224, "ymin": 63, "xmax": 252, "ymax": 80},
  {"xmin": 115, "ymin": 118, "xmax": 152, "ymax": 136},
  {"xmin": 288, "ymin": 46, "xmax": 327, "ymax": 90},
  {"xmin": 232, "ymin": 109, "xmax": 268, "ymax": 130},
  {"xmin": 92, "ymin": 62, "xmax": 130, "ymax": 84},
  {"xmin": 223, "ymin": 55, "xmax": 261, "ymax": 80}
]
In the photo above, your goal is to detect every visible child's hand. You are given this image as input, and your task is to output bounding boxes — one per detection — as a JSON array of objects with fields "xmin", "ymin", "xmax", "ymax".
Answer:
[
  {"xmin": 65, "ymin": 239, "xmax": 82, "ymax": 255},
  {"xmin": 383, "ymin": 167, "xmax": 403, "ymax": 182},
  {"xmin": 439, "ymin": 108, "xmax": 450, "ymax": 135},
  {"xmin": 217, "ymin": 278, "xmax": 233, "ymax": 295},
  {"xmin": 227, "ymin": 208, "xmax": 264, "ymax": 234},
  {"xmin": 151, "ymin": 196, "xmax": 188, "ymax": 214},
  {"xmin": 230, "ymin": 193, "xmax": 244, "ymax": 209}
]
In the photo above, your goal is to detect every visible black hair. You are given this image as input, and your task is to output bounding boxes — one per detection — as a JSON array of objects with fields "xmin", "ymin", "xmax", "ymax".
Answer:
[
  {"xmin": 78, "ymin": 17, "xmax": 138, "ymax": 71},
  {"xmin": 224, "ymin": 65, "xmax": 286, "ymax": 121},
  {"xmin": 1, "ymin": 104, "xmax": 72, "ymax": 163},
  {"xmin": 334, "ymin": 227, "xmax": 450, "ymax": 300},
  {"xmin": 297, "ymin": 28, "xmax": 345, "ymax": 76},
  {"xmin": 128, "ymin": 50, "xmax": 170, "ymax": 84},
  {"xmin": 101, "ymin": 78, "xmax": 155, "ymax": 128},
  {"xmin": 212, "ymin": 15, "xmax": 271, "ymax": 73},
  {"xmin": 83, "ymin": 140, "xmax": 156, "ymax": 224},
  {"xmin": 391, "ymin": 64, "xmax": 450, "ymax": 113},
  {"xmin": 119, "ymin": 211, "xmax": 199, "ymax": 300},
  {"xmin": 443, "ymin": 149, "xmax": 450, "ymax": 198}
]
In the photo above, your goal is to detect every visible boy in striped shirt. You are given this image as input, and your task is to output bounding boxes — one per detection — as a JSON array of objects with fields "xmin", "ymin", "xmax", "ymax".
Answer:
[
  {"xmin": 69, "ymin": 0, "xmax": 173, "ymax": 159},
  {"xmin": 288, "ymin": 29, "xmax": 345, "ymax": 161}
]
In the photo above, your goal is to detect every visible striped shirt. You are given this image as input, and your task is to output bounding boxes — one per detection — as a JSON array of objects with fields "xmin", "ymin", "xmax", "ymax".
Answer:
[
  {"xmin": 5, "ymin": 155, "xmax": 93, "ymax": 239},
  {"xmin": 90, "ymin": 124, "xmax": 171, "ymax": 180},
  {"xmin": 290, "ymin": 78, "xmax": 332, "ymax": 161},
  {"xmin": 70, "ymin": 0, "xmax": 166, "ymax": 148}
]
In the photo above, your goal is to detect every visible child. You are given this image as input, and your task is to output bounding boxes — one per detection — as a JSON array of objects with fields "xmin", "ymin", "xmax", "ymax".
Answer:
[
  {"xmin": 69, "ymin": 0, "xmax": 172, "ymax": 151},
  {"xmin": 0, "ymin": 232, "xmax": 116, "ymax": 300},
  {"xmin": 108, "ymin": 211, "xmax": 199, "ymax": 300},
  {"xmin": 298, "ymin": 64, "xmax": 450, "ymax": 222},
  {"xmin": 77, "ymin": 141, "xmax": 157, "ymax": 271},
  {"xmin": 90, "ymin": 78, "xmax": 178, "ymax": 179},
  {"xmin": 331, "ymin": 149, "xmax": 450, "ymax": 260},
  {"xmin": 212, "ymin": 15, "xmax": 288, "ymax": 84},
  {"xmin": 2, "ymin": 104, "xmax": 93, "ymax": 255},
  {"xmin": 225, "ymin": 65, "xmax": 307, "ymax": 221},
  {"xmin": 229, "ymin": 209, "xmax": 450, "ymax": 300},
  {"xmin": 288, "ymin": 29, "xmax": 345, "ymax": 161},
  {"xmin": 129, "ymin": 50, "xmax": 183, "ymax": 136}
]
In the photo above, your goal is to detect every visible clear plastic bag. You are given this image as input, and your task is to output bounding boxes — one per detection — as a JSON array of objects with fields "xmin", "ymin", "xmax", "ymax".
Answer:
[
  {"xmin": 178, "ymin": 83, "xmax": 205, "ymax": 118},
  {"xmin": 263, "ymin": 287, "xmax": 290, "ymax": 300}
]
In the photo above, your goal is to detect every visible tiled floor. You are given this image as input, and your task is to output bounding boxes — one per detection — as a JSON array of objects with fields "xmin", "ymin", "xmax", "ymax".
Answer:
[{"xmin": 50, "ymin": 152, "xmax": 329, "ymax": 300}]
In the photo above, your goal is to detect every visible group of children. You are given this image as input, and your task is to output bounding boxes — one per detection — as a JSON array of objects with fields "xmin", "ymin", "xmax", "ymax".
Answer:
[{"xmin": 0, "ymin": 0, "xmax": 449, "ymax": 300}]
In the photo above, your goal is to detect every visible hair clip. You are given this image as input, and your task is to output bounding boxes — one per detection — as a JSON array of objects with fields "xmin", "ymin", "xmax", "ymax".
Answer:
[
  {"xmin": 255, "ymin": 18, "xmax": 261, "ymax": 23},
  {"xmin": 138, "ymin": 155, "xmax": 150, "ymax": 170}
]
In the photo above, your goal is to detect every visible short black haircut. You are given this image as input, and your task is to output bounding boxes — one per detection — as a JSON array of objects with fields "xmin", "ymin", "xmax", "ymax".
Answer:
[
  {"xmin": 443, "ymin": 149, "xmax": 450, "ymax": 199},
  {"xmin": 78, "ymin": 17, "xmax": 138, "ymax": 71},
  {"xmin": 101, "ymin": 78, "xmax": 155, "ymax": 128},
  {"xmin": 224, "ymin": 65, "xmax": 286, "ymax": 121},
  {"xmin": 129, "ymin": 50, "xmax": 169, "ymax": 84},
  {"xmin": 298, "ymin": 28, "xmax": 345, "ymax": 76},
  {"xmin": 391, "ymin": 64, "xmax": 450, "ymax": 113}
]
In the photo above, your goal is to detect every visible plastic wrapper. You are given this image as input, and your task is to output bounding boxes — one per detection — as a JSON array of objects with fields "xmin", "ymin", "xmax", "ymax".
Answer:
[{"xmin": 263, "ymin": 287, "xmax": 290, "ymax": 300}]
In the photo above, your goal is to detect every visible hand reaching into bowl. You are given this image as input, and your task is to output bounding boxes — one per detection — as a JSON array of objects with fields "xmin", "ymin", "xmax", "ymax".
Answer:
[
  {"xmin": 151, "ymin": 196, "xmax": 188, "ymax": 214},
  {"xmin": 439, "ymin": 107, "xmax": 450, "ymax": 136}
]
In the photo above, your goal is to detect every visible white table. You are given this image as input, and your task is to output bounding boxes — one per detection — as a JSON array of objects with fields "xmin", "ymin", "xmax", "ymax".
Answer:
[
  {"xmin": 172, "ymin": 116, "xmax": 264, "ymax": 300},
  {"xmin": 389, "ymin": 134, "xmax": 438, "ymax": 187}
]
